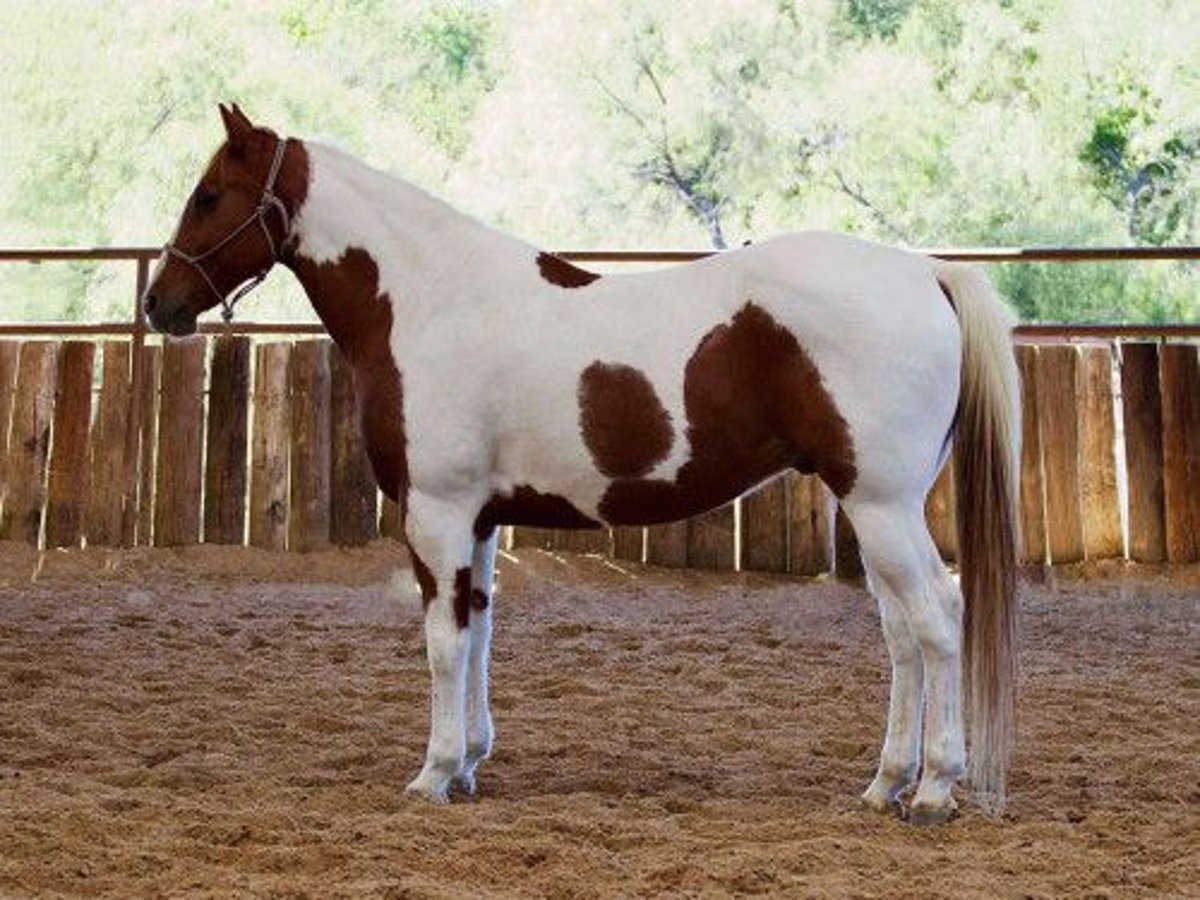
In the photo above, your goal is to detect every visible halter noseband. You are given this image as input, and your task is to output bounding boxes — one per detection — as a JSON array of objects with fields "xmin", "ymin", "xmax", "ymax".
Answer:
[{"xmin": 164, "ymin": 138, "xmax": 291, "ymax": 323}]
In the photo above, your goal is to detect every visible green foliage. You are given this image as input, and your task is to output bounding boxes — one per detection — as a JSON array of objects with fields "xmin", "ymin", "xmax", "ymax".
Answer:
[
  {"xmin": 0, "ymin": 0, "xmax": 1195, "ymax": 323},
  {"xmin": 840, "ymin": 0, "xmax": 917, "ymax": 41},
  {"xmin": 400, "ymin": 4, "xmax": 498, "ymax": 157},
  {"xmin": 1080, "ymin": 83, "xmax": 1199, "ymax": 245}
]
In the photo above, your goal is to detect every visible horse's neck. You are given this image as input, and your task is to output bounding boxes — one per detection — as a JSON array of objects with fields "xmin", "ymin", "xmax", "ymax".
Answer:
[{"xmin": 287, "ymin": 141, "xmax": 519, "ymax": 317}]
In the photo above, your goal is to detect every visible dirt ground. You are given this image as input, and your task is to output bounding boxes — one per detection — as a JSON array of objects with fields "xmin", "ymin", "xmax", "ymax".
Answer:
[{"xmin": 0, "ymin": 541, "xmax": 1196, "ymax": 899}]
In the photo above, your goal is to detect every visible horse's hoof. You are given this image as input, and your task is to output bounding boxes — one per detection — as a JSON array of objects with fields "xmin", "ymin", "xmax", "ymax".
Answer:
[
  {"xmin": 453, "ymin": 769, "xmax": 479, "ymax": 799},
  {"xmin": 905, "ymin": 801, "xmax": 958, "ymax": 827},
  {"xmin": 404, "ymin": 774, "xmax": 451, "ymax": 805},
  {"xmin": 860, "ymin": 787, "xmax": 901, "ymax": 816}
]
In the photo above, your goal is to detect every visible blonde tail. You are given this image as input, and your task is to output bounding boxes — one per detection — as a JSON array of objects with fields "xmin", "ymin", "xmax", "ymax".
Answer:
[{"xmin": 937, "ymin": 261, "xmax": 1021, "ymax": 814}]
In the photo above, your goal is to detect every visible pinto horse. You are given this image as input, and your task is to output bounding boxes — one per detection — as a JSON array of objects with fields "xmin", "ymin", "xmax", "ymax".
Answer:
[{"xmin": 146, "ymin": 104, "xmax": 1020, "ymax": 824}]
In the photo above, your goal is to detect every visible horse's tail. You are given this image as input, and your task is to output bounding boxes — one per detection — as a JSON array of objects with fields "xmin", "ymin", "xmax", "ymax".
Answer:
[{"xmin": 937, "ymin": 261, "xmax": 1021, "ymax": 814}]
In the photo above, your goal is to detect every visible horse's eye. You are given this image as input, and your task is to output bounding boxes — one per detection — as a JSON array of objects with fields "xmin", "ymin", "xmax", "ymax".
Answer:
[{"xmin": 192, "ymin": 187, "xmax": 219, "ymax": 214}]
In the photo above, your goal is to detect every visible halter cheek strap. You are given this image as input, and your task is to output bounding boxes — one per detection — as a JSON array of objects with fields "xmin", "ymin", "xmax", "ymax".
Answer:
[{"xmin": 164, "ymin": 138, "xmax": 292, "ymax": 323}]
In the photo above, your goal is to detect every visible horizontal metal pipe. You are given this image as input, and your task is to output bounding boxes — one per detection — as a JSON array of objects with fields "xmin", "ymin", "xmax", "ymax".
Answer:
[{"xmin": 1, "ymin": 245, "xmax": 1198, "ymax": 263}]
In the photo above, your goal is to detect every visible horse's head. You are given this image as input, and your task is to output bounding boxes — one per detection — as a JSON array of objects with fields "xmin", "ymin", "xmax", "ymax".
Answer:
[{"xmin": 144, "ymin": 104, "xmax": 303, "ymax": 336}]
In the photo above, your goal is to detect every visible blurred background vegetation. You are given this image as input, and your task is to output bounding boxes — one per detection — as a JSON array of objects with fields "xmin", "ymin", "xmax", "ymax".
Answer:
[{"xmin": 0, "ymin": 0, "xmax": 1195, "ymax": 323}]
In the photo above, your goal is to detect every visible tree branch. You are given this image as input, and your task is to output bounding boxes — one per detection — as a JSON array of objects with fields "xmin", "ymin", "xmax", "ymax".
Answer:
[{"xmin": 831, "ymin": 169, "xmax": 912, "ymax": 243}]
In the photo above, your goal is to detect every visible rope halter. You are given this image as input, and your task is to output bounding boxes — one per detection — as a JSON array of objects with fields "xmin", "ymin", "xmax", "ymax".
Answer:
[{"xmin": 164, "ymin": 137, "xmax": 291, "ymax": 323}]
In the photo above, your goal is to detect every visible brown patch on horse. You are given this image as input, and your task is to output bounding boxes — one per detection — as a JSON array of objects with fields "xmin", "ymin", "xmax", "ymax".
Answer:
[
  {"xmin": 410, "ymin": 549, "xmax": 437, "ymax": 604},
  {"xmin": 473, "ymin": 485, "xmax": 602, "ymax": 540},
  {"xmin": 536, "ymin": 252, "xmax": 601, "ymax": 288},
  {"xmin": 288, "ymin": 248, "xmax": 408, "ymax": 508},
  {"xmin": 453, "ymin": 568, "xmax": 472, "ymax": 629},
  {"xmin": 578, "ymin": 362, "xmax": 673, "ymax": 478},
  {"xmin": 470, "ymin": 588, "xmax": 489, "ymax": 612},
  {"xmin": 598, "ymin": 303, "xmax": 856, "ymax": 524}
]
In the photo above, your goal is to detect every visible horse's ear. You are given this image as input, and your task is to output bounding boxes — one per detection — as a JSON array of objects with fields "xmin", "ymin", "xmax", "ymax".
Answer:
[{"xmin": 219, "ymin": 102, "xmax": 254, "ymax": 153}]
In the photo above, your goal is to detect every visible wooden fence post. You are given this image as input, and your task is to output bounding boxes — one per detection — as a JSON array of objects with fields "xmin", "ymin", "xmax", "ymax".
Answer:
[
  {"xmin": 555, "ymin": 528, "xmax": 612, "ymax": 555},
  {"xmin": 2, "ymin": 342, "xmax": 60, "ymax": 544},
  {"xmin": 135, "ymin": 345, "xmax": 160, "ymax": 546},
  {"xmin": 288, "ymin": 340, "xmax": 331, "ymax": 552},
  {"xmin": 611, "ymin": 526, "xmax": 644, "ymax": 563},
  {"xmin": 787, "ymin": 473, "xmax": 832, "ymax": 576},
  {"xmin": 741, "ymin": 476, "xmax": 789, "ymax": 573},
  {"xmin": 250, "ymin": 342, "xmax": 291, "ymax": 551},
  {"xmin": 87, "ymin": 341, "xmax": 131, "ymax": 546},
  {"xmin": 379, "ymin": 495, "xmax": 403, "ymax": 541},
  {"xmin": 1160, "ymin": 343, "xmax": 1200, "ymax": 563},
  {"xmin": 687, "ymin": 504, "xmax": 736, "ymax": 571},
  {"xmin": 510, "ymin": 526, "xmax": 558, "ymax": 551},
  {"xmin": 1036, "ymin": 345, "xmax": 1085, "ymax": 563},
  {"xmin": 154, "ymin": 338, "xmax": 206, "ymax": 546},
  {"xmin": 646, "ymin": 520, "xmax": 688, "ymax": 568},
  {"xmin": 1120, "ymin": 343, "xmax": 1166, "ymax": 562},
  {"xmin": 0, "ymin": 341, "xmax": 22, "ymax": 531},
  {"xmin": 329, "ymin": 346, "xmax": 378, "ymax": 546},
  {"xmin": 44, "ymin": 341, "xmax": 95, "ymax": 548},
  {"xmin": 1015, "ymin": 344, "xmax": 1047, "ymax": 565},
  {"xmin": 204, "ymin": 335, "xmax": 251, "ymax": 544},
  {"xmin": 1077, "ymin": 345, "xmax": 1122, "ymax": 559},
  {"xmin": 833, "ymin": 504, "xmax": 864, "ymax": 579}
]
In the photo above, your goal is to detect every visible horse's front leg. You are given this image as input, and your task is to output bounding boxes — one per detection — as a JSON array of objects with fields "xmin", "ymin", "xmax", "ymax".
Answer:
[
  {"xmin": 403, "ymin": 493, "xmax": 477, "ymax": 804},
  {"xmin": 456, "ymin": 527, "xmax": 499, "ymax": 797}
]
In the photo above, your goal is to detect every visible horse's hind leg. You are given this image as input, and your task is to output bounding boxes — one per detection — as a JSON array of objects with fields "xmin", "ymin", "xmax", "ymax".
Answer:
[
  {"xmin": 456, "ymin": 527, "xmax": 499, "ymax": 797},
  {"xmin": 860, "ymin": 573, "xmax": 924, "ymax": 812},
  {"xmin": 845, "ymin": 497, "xmax": 965, "ymax": 825}
]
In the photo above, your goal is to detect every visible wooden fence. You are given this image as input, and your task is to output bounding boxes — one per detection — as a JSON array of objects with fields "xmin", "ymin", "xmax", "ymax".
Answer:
[{"xmin": 0, "ymin": 333, "xmax": 1196, "ymax": 569}]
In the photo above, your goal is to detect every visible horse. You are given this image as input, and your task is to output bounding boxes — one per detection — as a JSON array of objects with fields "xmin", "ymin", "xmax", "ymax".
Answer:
[{"xmin": 145, "ymin": 104, "xmax": 1020, "ymax": 825}]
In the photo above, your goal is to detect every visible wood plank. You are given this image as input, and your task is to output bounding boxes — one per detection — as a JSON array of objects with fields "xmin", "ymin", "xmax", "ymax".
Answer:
[
  {"xmin": 1, "ymin": 342, "xmax": 60, "ymax": 543},
  {"xmin": 1119, "ymin": 343, "xmax": 1165, "ymax": 563},
  {"xmin": 510, "ymin": 527, "xmax": 557, "ymax": 551},
  {"xmin": 329, "ymin": 347, "xmax": 378, "ymax": 546},
  {"xmin": 203, "ymin": 335, "xmax": 251, "ymax": 544},
  {"xmin": 153, "ymin": 338, "xmax": 206, "ymax": 546},
  {"xmin": 0, "ymin": 342, "xmax": 21, "ymax": 531},
  {"xmin": 379, "ymin": 494, "xmax": 403, "ymax": 541},
  {"xmin": 1077, "ymin": 345, "xmax": 1122, "ymax": 559},
  {"xmin": 554, "ymin": 528, "xmax": 612, "ymax": 555},
  {"xmin": 1036, "ymin": 345, "xmax": 1085, "ymax": 563},
  {"xmin": 924, "ymin": 452, "xmax": 957, "ymax": 563},
  {"xmin": 1160, "ymin": 343, "xmax": 1200, "ymax": 563},
  {"xmin": 687, "ymin": 504, "xmax": 736, "ymax": 571},
  {"xmin": 787, "ymin": 473, "xmax": 832, "ymax": 576},
  {"xmin": 250, "ymin": 342, "xmax": 291, "ymax": 551},
  {"xmin": 288, "ymin": 340, "xmax": 332, "ymax": 552},
  {"xmin": 611, "ymin": 526, "xmax": 644, "ymax": 563},
  {"xmin": 86, "ymin": 342, "xmax": 131, "ymax": 546},
  {"xmin": 833, "ymin": 504, "xmax": 864, "ymax": 579},
  {"xmin": 135, "ymin": 345, "xmax": 161, "ymax": 546},
  {"xmin": 740, "ymin": 476, "xmax": 789, "ymax": 573},
  {"xmin": 646, "ymin": 520, "xmax": 688, "ymax": 568},
  {"xmin": 1015, "ymin": 345, "xmax": 1047, "ymax": 565},
  {"xmin": 44, "ymin": 342, "xmax": 95, "ymax": 548}
]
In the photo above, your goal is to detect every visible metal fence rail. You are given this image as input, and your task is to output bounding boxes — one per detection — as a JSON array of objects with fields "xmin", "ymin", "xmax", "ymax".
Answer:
[{"xmin": 1, "ymin": 244, "xmax": 1198, "ymax": 338}]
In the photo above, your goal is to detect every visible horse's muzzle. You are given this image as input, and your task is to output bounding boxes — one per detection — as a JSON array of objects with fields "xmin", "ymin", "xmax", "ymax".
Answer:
[{"xmin": 145, "ymin": 293, "xmax": 199, "ymax": 337}]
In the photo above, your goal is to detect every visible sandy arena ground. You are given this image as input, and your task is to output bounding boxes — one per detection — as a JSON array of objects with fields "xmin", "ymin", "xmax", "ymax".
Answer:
[{"xmin": 0, "ymin": 541, "xmax": 1196, "ymax": 898}]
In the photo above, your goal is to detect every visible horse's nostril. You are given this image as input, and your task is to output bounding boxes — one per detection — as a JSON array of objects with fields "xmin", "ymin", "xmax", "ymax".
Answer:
[{"xmin": 144, "ymin": 293, "xmax": 158, "ymax": 315}]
